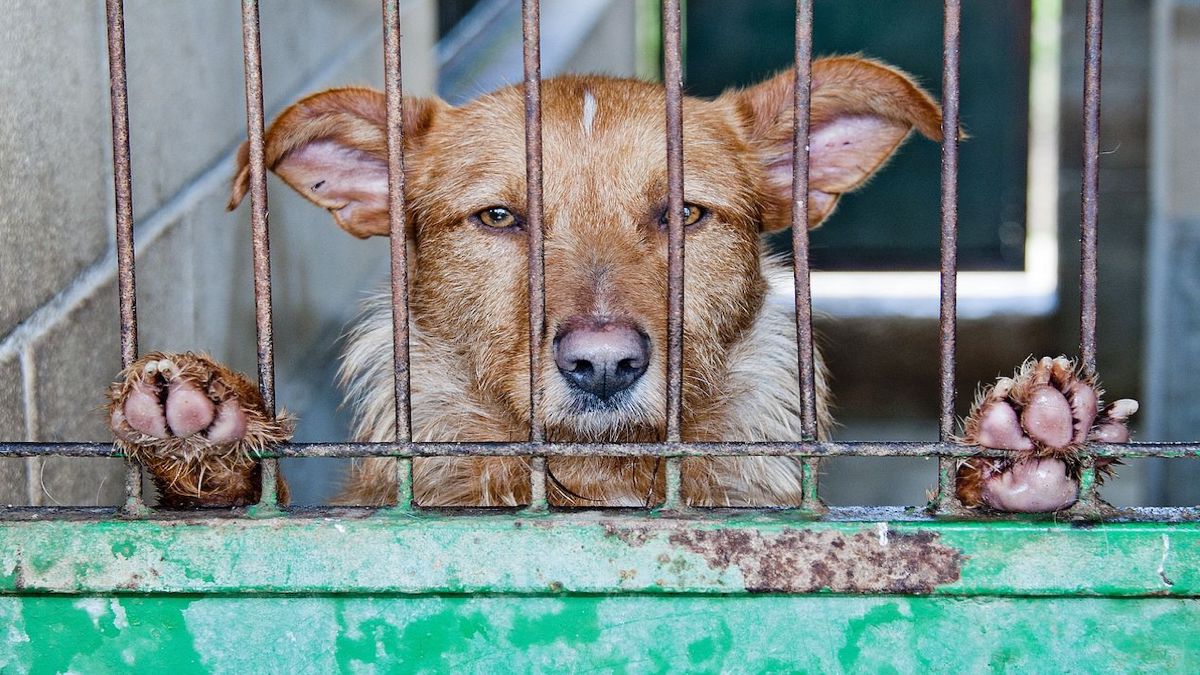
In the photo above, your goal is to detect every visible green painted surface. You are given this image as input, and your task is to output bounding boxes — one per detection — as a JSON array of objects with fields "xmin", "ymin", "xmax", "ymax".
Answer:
[
  {"xmin": 0, "ymin": 514, "xmax": 1196, "ymax": 596},
  {"xmin": 3, "ymin": 514, "xmax": 1197, "ymax": 670},
  {"xmin": 0, "ymin": 596, "xmax": 1196, "ymax": 672}
]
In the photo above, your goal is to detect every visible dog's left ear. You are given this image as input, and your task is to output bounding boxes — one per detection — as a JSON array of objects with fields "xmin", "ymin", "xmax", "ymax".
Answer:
[{"xmin": 727, "ymin": 56, "xmax": 945, "ymax": 230}]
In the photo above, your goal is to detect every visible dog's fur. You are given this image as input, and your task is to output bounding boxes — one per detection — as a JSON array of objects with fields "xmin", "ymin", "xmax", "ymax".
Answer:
[{"xmin": 119, "ymin": 58, "xmax": 946, "ymax": 508}]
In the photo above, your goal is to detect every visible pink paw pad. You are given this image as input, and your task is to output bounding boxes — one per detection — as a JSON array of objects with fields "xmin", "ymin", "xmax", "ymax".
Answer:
[
  {"xmin": 958, "ymin": 356, "xmax": 1139, "ymax": 512},
  {"xmin": 115, "ymin": 357, "xmax": 248, "ymax": 444},
  {"xmin": 980, "ymin": 458, "xmax": 1078, "ymax": 513}
]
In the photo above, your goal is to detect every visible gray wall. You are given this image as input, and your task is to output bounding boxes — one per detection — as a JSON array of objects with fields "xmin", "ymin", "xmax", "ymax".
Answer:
[{"xmin": 0, "ymin": 0, "xmax": 436, "ymax": 506}]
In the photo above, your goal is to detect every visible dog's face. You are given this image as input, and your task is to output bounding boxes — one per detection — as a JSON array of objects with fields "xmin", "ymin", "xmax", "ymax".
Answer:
[{"xmin": 230, "ymin": 58, "xmax": 941, "ymax": 442}]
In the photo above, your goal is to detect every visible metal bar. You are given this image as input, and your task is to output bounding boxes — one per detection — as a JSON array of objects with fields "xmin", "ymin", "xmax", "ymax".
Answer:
[
  {"xmin": 382, "ymin": 0, "xmax": 414, "ymax": 511},
  {"xmin": 104, "ymin": 0, "xmax": 145, "ymax": 514},
  {"xmin": 791, "ymin": 0, "xmax": 817, "ymax": 441},
  {"xmin": 1079, "ymin": 0, "xmax": 1103, "ymax": 378},
  {"xmin": 661, "ymin": 0, "xmax": 685, "ymax": 509},
  {"xmin": 522, "ymin": 0, "xmax": 548, "ymax": 510},
  {"xmin": 9, "ymin": 441, "xmax": 1197, "ymax": 460},
  {"xmin": 1073, "ymin": 0, "xmax": 1105, "ymax": 514},
  {"xmin": 240, "ymin": 0, "xmax": 279, "ymax": 508},
  {"xmin": 934, "ymin": 0, "xmax": 962, "ymax": 513},
  {"xmin": 791, "ymin": 0, "xmax": 822, "ymax": 514},
  {"xmin": 662, "ymin": 0, "xmax": 685, "ymax": 445},
  {"xmin": 382, "ymin": 0, "xmax": 412, "ymax": 445},
  {"xmin": 3, "ymin": 504, "xmax": 1200, "ymax": 523}
]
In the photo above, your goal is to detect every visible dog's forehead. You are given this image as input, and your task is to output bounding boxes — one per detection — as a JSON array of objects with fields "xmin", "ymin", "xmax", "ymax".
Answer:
[{"xmin": 433, "ymin": 76, "xmax": 747, "ymax": 205}]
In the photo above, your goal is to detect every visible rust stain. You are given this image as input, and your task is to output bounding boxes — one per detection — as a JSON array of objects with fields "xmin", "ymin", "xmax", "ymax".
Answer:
[
  {"xmin": 667, "ymin": 527, "xmax": 964, "ymax": 593},
  {"xmin": 602, "ymin": 523, "xmax": 654, "ymax": 547}
]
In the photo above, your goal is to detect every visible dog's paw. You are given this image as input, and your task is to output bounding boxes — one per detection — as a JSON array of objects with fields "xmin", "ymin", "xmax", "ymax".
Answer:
[
  {"xmin": 107, "ymin": 352, "xmax": 293, "ymax": 506},
  {"xmin": 954, "ymin": 356, "xmax": 1137, "ymax": 513}
]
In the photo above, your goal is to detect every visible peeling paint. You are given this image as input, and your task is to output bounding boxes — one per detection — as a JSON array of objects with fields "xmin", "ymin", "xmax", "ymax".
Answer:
[
  {"xmin": 1159, "ymin": 534, "xmax": 1175, "ymax": 587},
  {"xmin": 667, "ymin": 527, "xmax": 963, "ymax": 593}
]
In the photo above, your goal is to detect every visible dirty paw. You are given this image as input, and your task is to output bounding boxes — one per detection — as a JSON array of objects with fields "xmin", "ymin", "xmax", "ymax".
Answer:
[
  {"xmin": 107, "ymin": 352, "xmax": 292, "ymax": 506},
  {"xmin": 955, "ymin": 356, "xmax": 1138, "ymax": 512}
]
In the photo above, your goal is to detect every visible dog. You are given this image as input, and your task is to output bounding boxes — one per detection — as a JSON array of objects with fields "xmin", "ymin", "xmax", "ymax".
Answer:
[{"xmin": 107, "ymin": 56, "xmax": 1136, "ymax": 512}]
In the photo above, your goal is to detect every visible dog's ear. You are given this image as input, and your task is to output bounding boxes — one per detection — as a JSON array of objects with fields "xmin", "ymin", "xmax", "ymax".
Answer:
[
  {"xmin": 728, "ymin": 57, "xmax": 945, "ymax": 231},
  {"xmin": 227, "ymin": 87, "xmax": 445, "ymax": 238}
]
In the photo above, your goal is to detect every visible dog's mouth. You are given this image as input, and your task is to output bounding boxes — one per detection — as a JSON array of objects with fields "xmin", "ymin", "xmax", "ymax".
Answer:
[{"xmin": 542, "ymin": 381, "xmax": 663, "ymax": 441}]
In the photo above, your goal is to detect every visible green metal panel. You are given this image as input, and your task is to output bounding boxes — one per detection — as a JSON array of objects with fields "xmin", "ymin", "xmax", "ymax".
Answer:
[
  {"xmin": 1, "ymin": 596, "xmax": 1197, "ymax": 673},
  {"xmin": 2, "ymin": 513, "xmax": 1197, "ymax": 670}
]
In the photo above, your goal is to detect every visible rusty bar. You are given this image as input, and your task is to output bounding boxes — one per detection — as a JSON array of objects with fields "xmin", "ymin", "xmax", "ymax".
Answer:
[
  {"xmin": 382, "ymin": 0, "xmax": 414, "ymax": 510},
  {"xmin": 791, "ymin": 0, "xmax": 817, "ymax": 440},
  {"xmin": 791, "ymin": 0, "xmax": 822, "ymax": 514},
  {"xmin": 1074, "ymin": 0, "xmax": 1105, "ymax": 511},
  {"xmin": 382, "ymin": 0, "xmax": 412, "ymax": 443},
  {"xmin": 934, "ymin": 0, "xmax": 962, "ymax": 512},
  {"xmin": 663, "ymin": 0, "xmax": 685, "ymax": 445},
  {"xmin": 523, "ymin": 0, "xmax": 545, "ymax": 444},
  {"xmin": 104, "ymin": 0, "xmax": 145, "ymax": 513},
  {"xmin": 240, "ymin": 0, "xmax": 279, "ymax": 508},
  {"xmin": 661, "ymin": 0, "xmax": 685, "ymax": 509},
  {"xmin": 1079, "ymin": 0, "xmax": 1103, "ymax": 378},
  {"xmin": 3, "ymin": 503, "xmax": 1200, "ymax": 523},
  {"xmin": 522, "ymin": 0, "xmax": 548, "ymax": 510},
  {"xmin": 4, "ymin": 441, "xmax": 1199, "ymax": 459}
]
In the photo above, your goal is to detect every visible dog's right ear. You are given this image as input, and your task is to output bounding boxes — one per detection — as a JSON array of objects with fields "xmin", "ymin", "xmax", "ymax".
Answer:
[{"xmin": 227, "ymin": 87, "xmax": 446, "ymax": 239}]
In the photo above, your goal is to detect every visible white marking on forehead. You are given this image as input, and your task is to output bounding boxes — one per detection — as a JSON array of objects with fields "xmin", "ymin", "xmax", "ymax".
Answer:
[{"xmin": 581, "ymin": 89, "xmax": 598, "ymax": 136}]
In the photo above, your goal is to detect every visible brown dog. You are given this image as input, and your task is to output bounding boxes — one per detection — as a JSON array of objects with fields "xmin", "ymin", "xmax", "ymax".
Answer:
[{"xmin": 107, "ymin": 57, "xmax": 1135, "ymax": 511}]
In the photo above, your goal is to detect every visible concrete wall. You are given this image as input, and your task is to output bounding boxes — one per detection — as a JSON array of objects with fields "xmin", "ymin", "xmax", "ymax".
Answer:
[
  {"xmin": 1143, "ymin": 0, "xmax": 1200, "ymax": 505},
  {"xmin": 0, "ymin": 0, "xmax": 436, "ymax": 505}
]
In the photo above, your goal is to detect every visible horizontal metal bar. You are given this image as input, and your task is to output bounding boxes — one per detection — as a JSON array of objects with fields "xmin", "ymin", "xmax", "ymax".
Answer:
[
  {"xmin": 2, "ymin": 505, "xmax": 1199, "ymax": 524},
  {"xmin": 4, "ymin": 441, "xmax": 1199, "ymax": 460}
]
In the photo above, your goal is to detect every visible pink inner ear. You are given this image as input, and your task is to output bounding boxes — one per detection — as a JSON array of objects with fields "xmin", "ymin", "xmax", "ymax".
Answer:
[
  {"xmin": 274, "ymin": 140, "xmax": 389, "ymax": 233},
  {"xmin": 809, "ymin": 115, "xmax": 910, "ymax": 193}
]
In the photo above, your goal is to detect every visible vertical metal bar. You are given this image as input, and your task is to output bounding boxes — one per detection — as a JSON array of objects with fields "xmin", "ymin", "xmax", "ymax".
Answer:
[
  {"xmin": 1073, "ymin": 0, "xmax": 1105, "ymax": 515},
  {"xmin": 240, "ymin": 0, "xmax": 279, "ymax": 508},
  {"xmin": 105, "ymin": 0, "xmax": 145, "ymax": 514},
  {"xmin": 791, "ymin": 0, "xmax": 821, "ymax": 512},
  {"xmin": 523, "ymin": 0, "xmax": 548, "ymax": 510},
  {"xmin": 662, "ymin": 0, "xmax": 685, "ymax": 509},
  {"xmin": 383, "ymin": 0, "xmax": 414, "ymax": 511},
  {"xmin": 791, "ymin": 0, "xmax": 817, "ymax": 441},
  {"xmin": 934, "ymin": 0, "xmax": 962, "ymax": 511},
  {"xmin": 1079, "ymin": 0, "xmax": 1103, "ymax": 378}
]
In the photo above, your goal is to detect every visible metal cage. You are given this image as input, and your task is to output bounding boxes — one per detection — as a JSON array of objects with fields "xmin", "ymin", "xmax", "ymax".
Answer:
[{"xmin": 0, "ymin": 1, "xmax": 1197, "ymax": 670}]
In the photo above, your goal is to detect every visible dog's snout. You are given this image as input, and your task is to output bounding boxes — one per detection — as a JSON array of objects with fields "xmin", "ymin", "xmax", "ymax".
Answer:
[{"xmin": 554, "ymin": 319, "xmax": 650, "ymax": 400}]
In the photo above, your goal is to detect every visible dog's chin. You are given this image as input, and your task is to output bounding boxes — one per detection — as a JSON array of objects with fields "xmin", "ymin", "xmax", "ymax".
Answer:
[{"xmin": 542, "ymin": 388, "xmax": 664, "ymax": 442}]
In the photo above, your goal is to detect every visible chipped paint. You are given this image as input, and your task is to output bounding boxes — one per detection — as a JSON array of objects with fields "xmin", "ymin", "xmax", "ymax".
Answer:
[{"xmin": 666, "ymin": 527, "xmax": 962, "ymax": 593}]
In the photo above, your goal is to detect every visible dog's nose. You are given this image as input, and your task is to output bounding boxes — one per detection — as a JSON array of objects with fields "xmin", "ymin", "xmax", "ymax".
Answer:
[{"xmin": 554, "ymin": 319, "xmax": 650, "ymax": 400}]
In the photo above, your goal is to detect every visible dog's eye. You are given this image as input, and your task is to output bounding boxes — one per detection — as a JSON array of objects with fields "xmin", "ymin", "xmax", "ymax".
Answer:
[
  {"xmin": 659, "ymin": 203, "xmax": 707, "ymax": 228},
  {"xmin": 476, "ymin": 206, "xmax": 519, "ymax": 229}
]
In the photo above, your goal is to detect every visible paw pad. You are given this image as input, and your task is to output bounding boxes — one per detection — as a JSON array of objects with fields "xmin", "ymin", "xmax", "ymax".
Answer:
[
  {"xmin": 106, "ymin": 352, "xmax": 293, "ymax": 505},
  {"xmin": 955, "ymin": 356, "xmax": 1138, "ymax": 513}
]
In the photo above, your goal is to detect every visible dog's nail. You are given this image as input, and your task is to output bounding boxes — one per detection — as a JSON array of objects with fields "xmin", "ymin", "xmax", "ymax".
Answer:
[{"xmin": 156, "ymin": 359, "xmax": 177, "ymax": 379}]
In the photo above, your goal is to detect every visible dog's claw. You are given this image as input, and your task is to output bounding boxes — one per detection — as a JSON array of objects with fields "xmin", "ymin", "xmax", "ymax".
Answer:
[{"xmin": 955, "ymin": 356, "xmax": 1137, "ymax": 512}]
